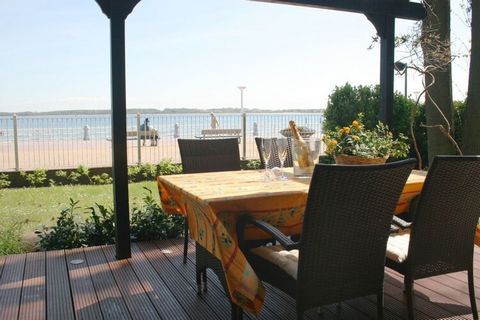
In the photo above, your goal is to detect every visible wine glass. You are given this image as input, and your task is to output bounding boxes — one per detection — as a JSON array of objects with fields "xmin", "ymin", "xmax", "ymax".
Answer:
[
  {"xmin": 276, "ymin": 138, "xmax": 288, "ymax": 180},
  {"xmin": 261, "ymin": 139, "xmax": 273, "ymax": 181}
]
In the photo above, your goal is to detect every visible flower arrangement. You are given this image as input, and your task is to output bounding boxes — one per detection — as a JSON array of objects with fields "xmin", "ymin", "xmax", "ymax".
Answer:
[{"xmin": 322, "ymin": 114, "xmax": 410, "ymax": 162}]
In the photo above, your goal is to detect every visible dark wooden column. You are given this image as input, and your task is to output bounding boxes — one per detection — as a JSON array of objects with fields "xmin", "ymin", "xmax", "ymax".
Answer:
[
  {"xmin": 96, "ymin": 0, "xmax": 141, "ymax": 259},
  {"xmin": 367, "ymin": 14, "xmax": 395, "ymax": 126}
]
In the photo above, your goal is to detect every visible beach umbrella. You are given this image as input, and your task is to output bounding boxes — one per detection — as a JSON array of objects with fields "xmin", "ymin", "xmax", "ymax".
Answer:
[{"xmin": 95, "ymin": 0, "xmax": 142, "ymax": 259}]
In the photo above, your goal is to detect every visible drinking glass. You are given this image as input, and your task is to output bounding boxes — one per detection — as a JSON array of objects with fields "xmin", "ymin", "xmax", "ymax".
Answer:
[
  {"xmin": 276, "ymin": 138, "xmax": 288, "ymax": 180},
  {"xmin": 261, "ymin": 139, "xmax": 273, "ymax": 181}
]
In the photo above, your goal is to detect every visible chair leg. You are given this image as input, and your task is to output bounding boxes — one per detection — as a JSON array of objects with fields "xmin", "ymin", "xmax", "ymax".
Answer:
[
  {"xmin": 202, "ymin": 268, "xmax": 208, "ymax": 292},
  {"xmin": 183, "ymin": 218, "xmax": 188, "ymax": 264},
  {"xmin": 231, "ymin": 302, "xmax": 244, "ymax": 320},
  {"xmin": 196, "ymin": 269, "xmax": 202, "ymax": 295},
  {"xmin": 468, "ymin": 268, "xmax": 479, "ymax": 320},
  {"xmin": 377, "ymin": 292, "xmax": 384, "ymax": 320},
  {"xmin": 405, "ymin": 277, "xmax": 415, "ymax": 320}
]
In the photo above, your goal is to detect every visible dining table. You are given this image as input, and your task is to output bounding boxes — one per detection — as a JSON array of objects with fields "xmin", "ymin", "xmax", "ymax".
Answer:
[{"xmin": 157, "ymin": 167, "xmax": 426, "ymax": 315}]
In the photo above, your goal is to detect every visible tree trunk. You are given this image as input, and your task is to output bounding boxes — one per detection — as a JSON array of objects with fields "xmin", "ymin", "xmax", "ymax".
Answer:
[
  {"xmin": 462, "ymin": 0, "xmax": 480, "ymax": 154},
  {"xmin": 422, "ymin": 0, "xmax": 456, "ymax": 164}
]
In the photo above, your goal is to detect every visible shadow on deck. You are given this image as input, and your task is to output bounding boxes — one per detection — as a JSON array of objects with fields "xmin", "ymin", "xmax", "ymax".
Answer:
[{"xmin": 0, "ymin": 239, "xmax": 479, "ymax": 319}]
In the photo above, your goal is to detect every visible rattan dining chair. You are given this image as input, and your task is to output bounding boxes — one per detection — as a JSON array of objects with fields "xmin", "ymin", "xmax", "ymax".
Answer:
[
  {"xmin": 255, "ymin": 137, "xmax": 293, "ymax": 169},
  {"xmin": 386, "ymin": 155, "xmax": 480, "ymax": 320},
  {"xmin": 177, "ymin": 138, "xmax": 241, "ymax": 263},
  {"xmin": 237, "ymin": 159, "xmax": 416, "ymax": 319}
]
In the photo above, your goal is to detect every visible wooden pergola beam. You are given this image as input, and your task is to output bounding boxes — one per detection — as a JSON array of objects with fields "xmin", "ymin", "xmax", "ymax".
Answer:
[{"xmin": 251, "ymin": 0, "xmax": 426, "ymax": 20}]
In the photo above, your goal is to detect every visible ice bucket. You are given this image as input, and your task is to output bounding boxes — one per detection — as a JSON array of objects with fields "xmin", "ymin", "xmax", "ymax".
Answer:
[{"xmin": 292, "ymin": 138, "xmax": 321, "ymax": 178}]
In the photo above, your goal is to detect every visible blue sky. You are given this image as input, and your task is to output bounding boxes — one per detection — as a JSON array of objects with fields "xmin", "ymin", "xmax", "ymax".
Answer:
[{"xmin": 0, "ymin": 0, "xmax": 471, "ymax": 112}]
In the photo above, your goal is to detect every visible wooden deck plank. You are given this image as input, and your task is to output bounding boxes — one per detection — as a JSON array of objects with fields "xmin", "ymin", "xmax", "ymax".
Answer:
[
  {"xmin": 46, "ymin": 250, "xmax": 74, "ymax": 320},
  {"xmin": 83, "ymin": 246, "xmax": 131, "ymax": 320},
  {"xmin": 159, "ymin": 239, "xmax": 250, "ymax": 320},
  {"xmin": 137, "ymin": 241, "xmax": 221, "ymax": 320},
  {"xmin": 129, "ymin": 243, "xmax": 191, "ymax": 320},
  {"xmin": 383, "ymin": 272, "xmax": 467, "ymax": 320},
  {"xmin": 102, "ymin": 245, "xmax": 161, "ymax": 320},
  {"xmin": 66, "ymin": 248, "xmax": 103, "ymax": 320},
  {"xmin": 18, "ymin": 251, "xmax": 46, "ymax": 320},
  {"xmin": 0, "ymin": 253, "xmax": 26, "ymax": 320},
  {"xmin": 387, "ymin": 269, "xmax": 476, "ymax": 319}
]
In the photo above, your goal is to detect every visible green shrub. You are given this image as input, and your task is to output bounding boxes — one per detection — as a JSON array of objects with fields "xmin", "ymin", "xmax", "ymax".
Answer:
[
  {"xmin": 75, "ymin": 165, "xmax": 91, "ymax": 184},
  {"xmin": 0, "ymin": 224, "xmax": 25, "ymax": 255},
  {"xmin": 84, "ymin": 203, "xmax": 116, "ymax": 246},
  {"xmin": 54, "ymin": 170, "xmax": 68, "ymax": 185},
  {"xmin": 21, "ymin": 169, "xmax": 53, "ymax": 187},
  {"xmin": 37, "ymin": 189, "xmax": 184, "ymax": 250},
  {"xmin": 0, "ymin": 173, "xmax": 10, "ymax": 189},
  {"xmin": 91, "ymin": 173, "xmax": 113, "ymax": 185},
  {"xmin": 131, "ymin": 188, "xmax": 184, "ymax": 241},
  {"xmin": 242, "ymin": 159, "xmax": 261, "ymax": 170},
  {"xmin": 156, "ymin": 159, "xmax": 182, "ymax": 176},
  {"xmin": 323, "ymin": 83, "xmax": 428, "ymax": 163},
  {"xmin": 37, "ymin": 199, "xmax": 85, "ymax": 250}
]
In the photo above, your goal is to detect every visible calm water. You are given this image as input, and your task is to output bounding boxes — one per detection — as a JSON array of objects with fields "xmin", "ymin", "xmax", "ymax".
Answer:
[{"xmin": 0, "ymin": 113, "xmax": 324, "ymax": 141}]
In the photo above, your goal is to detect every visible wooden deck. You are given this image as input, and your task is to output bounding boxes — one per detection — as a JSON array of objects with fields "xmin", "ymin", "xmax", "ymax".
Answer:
[{"xmin": 0, "ymin": 239, "xmax": 479, "ymax": 320}]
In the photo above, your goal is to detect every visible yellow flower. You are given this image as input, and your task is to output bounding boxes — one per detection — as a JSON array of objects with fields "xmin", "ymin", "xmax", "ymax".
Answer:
[
  {"xmin": 338, "ymin": 128, "xmax": 344, "ymax": 135},
  {"xmin": 329, "ymin": 139, "xmax": 338, "ymax": 146},
  {"xmin": 352, "ymin": 120, "xmax": 360, "ymax": 128},
  {"xmin": 352, "ymin": 135, "xmax": 360, "ymax": 141},
  {"xmin": 344, "ymin": 127, "xmax": 351, "ymax": 134}
]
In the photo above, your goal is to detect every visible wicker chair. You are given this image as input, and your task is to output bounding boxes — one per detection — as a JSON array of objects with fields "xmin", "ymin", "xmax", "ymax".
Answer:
[
  {"xmin": 255, "ymin": 137, "xmax": 293, "ymax": 169},
  {"xmin": 177, "ymin": 138, "xmax": 241, "ymax": 263},
  {"xmin": 386, "ymin": 156, "xmax": 480, "ymax": 320},
  {"xmin": 237, "ymin": 159, "xmax": 416, "ymax": 319}
]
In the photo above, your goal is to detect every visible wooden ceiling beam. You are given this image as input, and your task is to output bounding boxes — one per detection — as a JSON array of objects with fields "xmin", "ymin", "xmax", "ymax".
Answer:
[{"xmin": 251, "ymin": 0, "xmax": 426, "ymax": 20}]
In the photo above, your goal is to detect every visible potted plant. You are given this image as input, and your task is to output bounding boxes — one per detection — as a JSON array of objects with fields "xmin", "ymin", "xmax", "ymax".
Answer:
[{"xmin": 322, "ymin": 114, "xmax": 410, "ymax": 165}]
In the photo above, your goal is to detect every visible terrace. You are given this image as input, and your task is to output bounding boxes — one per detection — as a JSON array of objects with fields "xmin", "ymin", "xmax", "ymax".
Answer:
[{"xmin": 1, "ymin": 239, "xmax": 479, "ymax": 320}]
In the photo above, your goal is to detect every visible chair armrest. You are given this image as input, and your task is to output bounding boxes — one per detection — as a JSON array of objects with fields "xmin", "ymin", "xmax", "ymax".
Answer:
[
  {"xmin": 237, "ymin": 215, "xmax": 298, "ymax": 251},
  {"xmin": 392, "ymin": 215, "xmax": 412, "ymax": 229}
]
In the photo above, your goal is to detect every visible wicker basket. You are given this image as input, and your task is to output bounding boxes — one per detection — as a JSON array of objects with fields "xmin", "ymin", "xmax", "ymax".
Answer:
[{"xmin": 335, "ymin": 154, "xmax": 387, "ymax": 165}]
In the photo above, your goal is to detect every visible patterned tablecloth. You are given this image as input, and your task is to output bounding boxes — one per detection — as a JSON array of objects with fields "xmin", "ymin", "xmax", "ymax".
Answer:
[{"xmin": 157, "ymin": 168, "xmax": 426, "ymax": 315}]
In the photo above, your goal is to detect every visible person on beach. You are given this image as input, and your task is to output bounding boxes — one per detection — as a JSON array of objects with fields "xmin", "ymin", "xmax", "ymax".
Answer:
[{"xmin": 210, "ymin": 112, "xmax": 219, "ymax": 129}]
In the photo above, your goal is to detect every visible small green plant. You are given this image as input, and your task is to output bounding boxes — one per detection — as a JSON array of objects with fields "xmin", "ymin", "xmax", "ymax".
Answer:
[
  {"xmin": 76, "ymin": 165, "xmax": 91, "ymax": 184},
  {"xmin": 157, "ymin": 160, "xmax": 182, "ymax": 176},
  {"xmin": 131, "ymin": 188, "xmax": 184, "ymax": 241},
  {"xmin": 0, "ymin": 173, "xmax": 11, "ymax": 189},
  {"xmin": 243, "ymin": 159, "xmax": 261, "ymax": 170},
  {"xmin": 84, "ymin": 203, "xmax": 116, "ymax": 246},
  {"xmin": 37, "ymin": 199, "xmax": 85, "ymax": 250},
  {"xmin": 21, "ymin": 169, "xmax": 53, "ymax": 187},
  {"xmin": 91, "ymin": 173, "xmax": 113, "ymax": 185},
  {"xmin": 0, "ymin": 223, "xmax": 25, "ymax": 255},
  {"xmin": 67, "ymin": 171, "xmax": 81, "ymax": 184},
  {"xmin": 54, "ymin": 170, "xmax": 68, "ymax": 185}
]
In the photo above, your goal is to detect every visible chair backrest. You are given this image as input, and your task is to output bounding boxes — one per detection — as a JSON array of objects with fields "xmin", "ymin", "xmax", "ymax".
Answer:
[
  {"xmin": 177, "ymin": 138, "xmax": 241, "ymax": 174},
  {"xmin": 255, "ymin": 137, "xmax": 293, "ymax": 169},
  {"xmin": 296, "ymin": 159, "xmax": 416, "ymax": 310},
  {"xmin": 407, "ymin": 155, "xmax": 480, "ymax": 278}
]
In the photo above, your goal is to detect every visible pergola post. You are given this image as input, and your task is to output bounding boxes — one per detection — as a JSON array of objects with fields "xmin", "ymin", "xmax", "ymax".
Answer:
[
  {"xmin": 367, "ymin": 14, "xmax": 396, "ymax": 125},
  {"xmin": 96, "ymin": 0, "xmax": 141, "ymax": 259}
]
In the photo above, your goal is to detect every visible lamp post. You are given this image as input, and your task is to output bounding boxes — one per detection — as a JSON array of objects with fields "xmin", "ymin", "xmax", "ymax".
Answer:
[
  {"xmin": 394, "ymin": 61, "xmax": 408, "ymax": 99},
  {"xmin": 238, "ymin": 86, "xmax": 247, "ymax": 160}
]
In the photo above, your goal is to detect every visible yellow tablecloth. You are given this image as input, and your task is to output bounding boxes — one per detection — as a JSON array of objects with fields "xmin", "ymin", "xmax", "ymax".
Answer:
[{"xmin": 157, "ymin": 169, "xmax": 426, "ymax": 315}]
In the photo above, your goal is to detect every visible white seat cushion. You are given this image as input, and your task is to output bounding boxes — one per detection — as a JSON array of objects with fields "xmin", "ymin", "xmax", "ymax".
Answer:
[
  {"xmin": 386, "ymin": 229, "xmax": 411, "ymax": 263},
  {"xmin": 250, "ymin": 245, "xmax": 299, "ymax": 279}
]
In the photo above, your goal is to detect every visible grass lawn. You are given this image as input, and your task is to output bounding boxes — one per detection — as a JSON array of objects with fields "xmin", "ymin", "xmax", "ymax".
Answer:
[{"xmin": 0, "ymin": 181, "xmax": 158, "ymax": 237}]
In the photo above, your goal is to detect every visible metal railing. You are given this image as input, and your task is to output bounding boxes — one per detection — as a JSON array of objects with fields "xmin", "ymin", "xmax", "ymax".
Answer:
[{"xmin": 0, "ymin": 112, "xmax": 323, "ymax": 171}]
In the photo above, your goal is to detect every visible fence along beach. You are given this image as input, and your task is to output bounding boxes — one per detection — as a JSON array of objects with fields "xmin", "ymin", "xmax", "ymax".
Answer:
[{"xmin": 0, "ymin": 112, "xmax": 323, "ymax": 171}]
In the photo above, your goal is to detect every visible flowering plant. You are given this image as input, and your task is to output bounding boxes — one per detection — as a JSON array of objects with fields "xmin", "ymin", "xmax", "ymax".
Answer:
[{"xmin": 322, "ymin": 114, "xmax": 410, "ymax": 159}]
